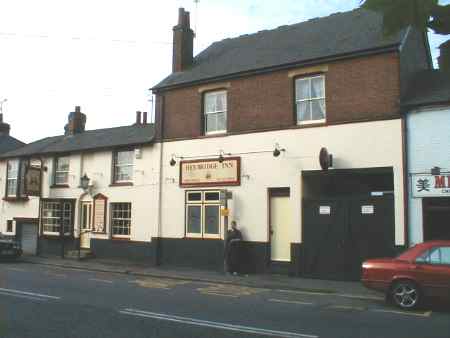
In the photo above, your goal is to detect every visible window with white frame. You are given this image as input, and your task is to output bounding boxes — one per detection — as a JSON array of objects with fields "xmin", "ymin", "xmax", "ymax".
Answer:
[
  {"xmin": 186, "ymin": 191, "xmax": 221, "ymax": 238},
  {"xmin": 6, "ymin": 160, "xmax": 19, "ymax": 197},
  {"xmin": 113, "ymin": 150, "xmax": 134, "ymax": 183},
  {"xmin": 111, "ymin": 203, "xmax": 132, "ymax": 237},
  {"xmin": 54, "ymin": 156, "xmax": 70, "ymax": 185},
  {"xmin": 295, "ymin": 75, "xmax": 326, "ymax": 124},
  {"xmin": 41, "ymin": 200, "xmax": 73, "ymax": 236},
  {"xmin": 204, "ymin": 91, "xmax": 227, "ymax": 134}
]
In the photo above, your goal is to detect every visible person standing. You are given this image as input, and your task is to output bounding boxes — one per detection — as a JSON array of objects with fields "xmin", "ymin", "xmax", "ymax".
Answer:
[{"xmin": 225, "ymin": 221, "xmax": 243, "ymax": 275}]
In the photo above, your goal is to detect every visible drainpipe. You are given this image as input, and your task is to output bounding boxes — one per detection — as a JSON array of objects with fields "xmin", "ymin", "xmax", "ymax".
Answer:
[
  {"xmin": 77, "ymin": 153, "xmax": 86, "ymax": 259},
  {"xmin": 155, "ymin": 94, "xmax": 165, "ymax": 266}
]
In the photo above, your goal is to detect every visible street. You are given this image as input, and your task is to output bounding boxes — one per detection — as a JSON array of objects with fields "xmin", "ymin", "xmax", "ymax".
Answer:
[{"xmin": 0, "ymin": 262, "xmax": 449, "ymax": 338}]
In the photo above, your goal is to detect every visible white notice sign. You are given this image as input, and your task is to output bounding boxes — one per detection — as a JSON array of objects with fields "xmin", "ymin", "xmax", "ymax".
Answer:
[
  {"xmin": 361, "ymin": 205, "xmax": 374, "ymax": 215},
  {"xmin": 319, "ymin": 206, "xmax": 331, "ymax": 215}
]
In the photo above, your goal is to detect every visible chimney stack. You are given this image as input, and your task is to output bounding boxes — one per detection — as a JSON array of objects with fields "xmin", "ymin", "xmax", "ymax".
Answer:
[
  {"xmin": 142, "ymin": 112, "xmax": 148, "ymax": 124},
  {"xmin": 136, "ymin": 111, "xmax": 142, "ymax": 125},
  {"xmin": 0, "ymin": 114, "xmax": 11, "ymax": 135},
  {"xmin": 64, "ymin": 106, "xmax": 86, "ymax": 136},
  {"xmin": 172, "ymin": 8, "xmax": 194, "ymax": 73}
]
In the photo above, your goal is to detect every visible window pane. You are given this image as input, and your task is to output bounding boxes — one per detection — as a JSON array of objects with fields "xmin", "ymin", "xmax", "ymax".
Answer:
[
  {"xmin": 216, "ymin": 112, "xmax": 226, "ymax": 131},
  {"xmin": 188, "ymin": 192, "xmax": 202, "ymax": 202},
  {"xmin": 311, "ymin": 99, "xmax": 325, "ymax": 120},
  {"xmin": 115, "ymin": 165, "xmax": 133, "ymax": 182},
  {"xmin": 297, "ymin": 101, "xmax": 310, "ymax": 121},
  {"xmin": 7, "ymin": 160, "xmax": 19, "ymax": 178},
  {"xmin": 206, "ymin": 113, "xmax": 217, "ymax": 132},
  {"xmin": 204, "ymin": 93, "xmax": 216, "ymax": 113},
  {"xmin": 55, "ymin": 172, "xmax": 69, "ymax": 185},
  {"xmin": 187, "ymin": 206, "xmax": 201, "ymax": 234},
  {"xmin": 205, "ymin": 192, "xmax": 220, "ymax": 201},
  {"xmin": 7, "ymin": 179, "xmax": 17, "ymax": 196},
  {"xmin": 204, "ymin": 205, "xmax": 220, "ymax": 235},
  {"xmin": 439, "ymin": 247, "xmax": 450, "ymax": 265},
  {"xmin": 117, "ymin": 151, "xmax": 133, "ymax": 165},
  {"xmin": 56, "ymin": 157, "xmax": 70, "ymax": 171},
  {"xmin": 295, "ymin": 79, "xmax": 310, "ymax": 100},
  {"xmin": 311, "ymin": 77, "xmax": 324, "ymax": 98},
  {"xmin": 111, "ymin": 203, "xmax": 131, "ymax": 236},
  {"xmin": 216, "ymin": 92, "xmax": 227, "ymax": 111}
]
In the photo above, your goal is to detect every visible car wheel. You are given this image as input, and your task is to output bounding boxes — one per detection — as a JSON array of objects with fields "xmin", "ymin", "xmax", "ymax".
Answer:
[{"xmin": 390, "ymin": 280, "xmax": 421, "ymax": 310}]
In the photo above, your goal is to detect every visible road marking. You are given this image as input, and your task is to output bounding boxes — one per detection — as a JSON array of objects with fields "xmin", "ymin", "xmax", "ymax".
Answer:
[
  {"xmin": 130, "ymin": 278, "xmax": 189, "ymax": 290},
  {"xmin": 0, "ymin": 287, "xmax": 60, "ymax": 301},
  {"xmin": 0, "ymin": 290, "xmax": 47, "ymax": 302},
  {"xmin": 198, "ymin": 284, "xmax": 267, "ymax": 298},
  {"xmin": 120, "ymin": 308, "xmax": 318, "ymax": 338},
  {"xmin": 202, "ymin": 292, "xmax": 239, "ymax": 298},
  {"xmin": 268, "ymin": 298, "xmax": 314, "ymax": 306},
  {"xmin": 327, "ymin": 305, "xmax": 366, "ymax": 311},
  {"xmin": 89, "ymin": 278, "xmax": 113, "ymax": 284},
  {"xmin": 277, "ymin": 289, "xmax": 384, "ymax": 301},
  {"xmin": 371, "ymin": 309, "xmax": 432, "ymax": 317}
]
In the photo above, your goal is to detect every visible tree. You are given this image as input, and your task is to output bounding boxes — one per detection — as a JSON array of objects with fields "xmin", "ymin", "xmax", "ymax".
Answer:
[{"xmin": 361, "ymin": 0, "xmax": 450, "ymax": 71}]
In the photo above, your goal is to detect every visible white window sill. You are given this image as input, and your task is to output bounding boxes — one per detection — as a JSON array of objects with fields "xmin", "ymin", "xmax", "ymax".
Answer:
[
  {"xmin": 205, "ymin": 130, "xmax": 227, "ymax": 136},
  {"xmin": 297, "ymin": 119, "xmax": 326, "ymax": 126}
]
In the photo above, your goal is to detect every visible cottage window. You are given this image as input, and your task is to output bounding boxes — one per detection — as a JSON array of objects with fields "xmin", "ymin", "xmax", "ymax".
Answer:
[
  {"xmin": 204, "ymin": 91, "xmax": 227, "ymax": 134},
  {"xmin": 6, "ymin": 160, "xmax": 19, "ymax": 197},
  {"xmin": 54, "ymin": 156, "xmax": 70, "ymax": 185},
  {"xmin": 113, "ymin": 150, "xmax": 134, "ymax": 183},
  {"xmin": 295, "ymin": 75, "xmax": 326, "ymax": 124},
  {"xmin": 111, "ymin": 203, "xmax": 132, "ymax": 237},
  {"xmin": 186, "ymin": 191, "xmax": 221, "ymax": 238},
  {"xmin": 41, "ymin": 200, "xmax": 73, "ymax": 236},
  {"xmin": 6, "ymin": 220, "xmax": 13, "ymax": 233}
]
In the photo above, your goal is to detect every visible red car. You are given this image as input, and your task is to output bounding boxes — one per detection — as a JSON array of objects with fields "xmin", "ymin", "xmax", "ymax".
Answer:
[{"xmin": 362, "ymin": 241, "xmax": 450, "ymax": 310}]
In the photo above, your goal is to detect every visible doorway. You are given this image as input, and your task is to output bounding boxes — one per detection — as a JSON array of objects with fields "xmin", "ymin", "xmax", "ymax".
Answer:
[
  {"xmin": 80, "ymin": 202, "xmax": 92, "ymax": 249},
  {"xmin": 269, "ymin": 188, "xmax": 292, "ymax": 263},
  {"xmin": 423, "ymin": 198, "xmax": 450, "ymax": 241}
]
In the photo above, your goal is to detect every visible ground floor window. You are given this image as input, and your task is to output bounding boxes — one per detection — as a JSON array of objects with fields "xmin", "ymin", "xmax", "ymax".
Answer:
[
  {"xmin": 111, "ymin": 203, "xmax": 132, "ymax": 238},
  {"xmin": 185, "ymin": 191, "xmax": 221, "ymax": 238},
  {"xmin": 423, "ymin": 198, "xmax": 450, "ymax": 241},
  {"xmin": 41, "ymin": 199, "xmax": 74, "ymax": 236}
]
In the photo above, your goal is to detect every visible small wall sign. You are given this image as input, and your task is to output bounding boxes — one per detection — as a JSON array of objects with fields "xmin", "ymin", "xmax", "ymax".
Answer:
[
  {"xmin": 361, "ymin": 205, "xmax": 375, "ymax": 215},
  {"xmin": 24, "ymin": 166, "xmax": 42, "ymax": 197},
  {"xmin": 411, "ymin": 174, "xmax": 450, "ymax": 197},
  {"xmin": 180, "ymin": 157, "xmax": 241, "ymax": 188},
  {"xmin": 93, "ymin": 194, "xmax": 108, "ymax": 233},
  {"xmin": 319, "ymin": 206, "xmax": 331, "ymax": 215}
]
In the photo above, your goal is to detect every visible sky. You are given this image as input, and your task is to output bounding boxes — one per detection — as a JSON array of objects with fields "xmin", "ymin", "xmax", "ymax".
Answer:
[{"xmin": 0, "ymin": 0, "xmax": 448, "ymax": 143}]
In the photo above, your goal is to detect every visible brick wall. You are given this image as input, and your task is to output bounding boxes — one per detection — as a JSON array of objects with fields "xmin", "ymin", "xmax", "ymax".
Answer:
[{"xmin": 157, "ymin": 52, "xmax": 401, "ymax": 140}]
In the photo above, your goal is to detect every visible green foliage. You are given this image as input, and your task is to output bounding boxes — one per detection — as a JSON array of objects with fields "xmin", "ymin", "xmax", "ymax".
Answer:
[{"xmin": 361, "ymin": 0, "xmax": 449, "ymax": 70}]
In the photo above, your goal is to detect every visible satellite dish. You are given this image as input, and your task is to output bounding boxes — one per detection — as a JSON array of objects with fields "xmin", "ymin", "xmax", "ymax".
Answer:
[{"xmin": 319, "ymin": 147, "xmax": 333, "ymax": 170}]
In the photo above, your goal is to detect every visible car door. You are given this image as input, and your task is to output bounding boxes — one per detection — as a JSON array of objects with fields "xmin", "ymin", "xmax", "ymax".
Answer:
[{"xmin": 415, "ymin": 246, "xmax": 450, "ymax": 299}]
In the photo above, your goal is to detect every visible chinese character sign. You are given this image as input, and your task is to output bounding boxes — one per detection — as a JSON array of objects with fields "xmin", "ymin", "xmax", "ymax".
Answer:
[{"xmin": 412, "ymin": 174, "xmax": 450, "ymax": 197}]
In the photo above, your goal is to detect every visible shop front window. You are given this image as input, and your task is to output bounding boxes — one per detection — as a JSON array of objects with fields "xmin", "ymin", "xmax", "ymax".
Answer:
[
  {"xmin": 41, "ymin": 200, "xmax": 74, "ymax": 236},
  {"xmin": 185, "ymin": 191, "xmax": 221, "ymax": 238}
]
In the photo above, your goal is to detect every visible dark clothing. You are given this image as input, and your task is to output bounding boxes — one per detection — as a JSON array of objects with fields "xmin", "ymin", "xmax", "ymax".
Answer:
[{"xmin": 225, "ymin": 228, "xmax": 243, "ymax": 273}]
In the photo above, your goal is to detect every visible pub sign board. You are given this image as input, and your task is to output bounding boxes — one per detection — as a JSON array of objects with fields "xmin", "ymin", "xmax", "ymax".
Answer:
[
  {"xmin": 180, "ymin": 157, "xmax": 241, "ymax": 188},
  {"xmin": 24, "ymin": 166, "xmax": 42, "ymax": 197},
  {"xmin": 412, "ymin": 174, "xmax": 450, "ymax": 197}
]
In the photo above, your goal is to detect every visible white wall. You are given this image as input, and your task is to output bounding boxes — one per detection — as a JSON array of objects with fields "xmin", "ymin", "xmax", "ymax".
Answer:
[
  {"xmin": 0, "ymin": 143, "xmax": 161, "ymax": 242},
  {"xmin": 407, "ymin": 106, "xmax": 450, "ymax": 245},
  {"xmin": 161, "ymin": 119, "xmax": 406, "ymax": 245}
]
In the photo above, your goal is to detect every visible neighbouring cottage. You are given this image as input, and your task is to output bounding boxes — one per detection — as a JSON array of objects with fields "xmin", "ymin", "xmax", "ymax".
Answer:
[{"xmin": 0, "ymin": 107, "xmax": 160, "ymax": 261}]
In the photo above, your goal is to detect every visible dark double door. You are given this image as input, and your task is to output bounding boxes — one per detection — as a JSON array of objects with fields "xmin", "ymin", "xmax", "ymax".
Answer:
[{"xmin": 302, "ymin": 196, "xmax": 395, "ymax": 281}]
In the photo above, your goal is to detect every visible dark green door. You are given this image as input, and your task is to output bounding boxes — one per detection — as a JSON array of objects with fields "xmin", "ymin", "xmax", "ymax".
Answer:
[{"xmin": 302, "ymin": 196, "xmax": 395, "ymax": 281}]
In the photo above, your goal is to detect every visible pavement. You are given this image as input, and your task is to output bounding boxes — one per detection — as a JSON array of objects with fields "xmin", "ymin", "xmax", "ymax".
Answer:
[
  {"xmin": 1, "ymin": 260, "xmax": 449, "ymax": 338},
  {"xmin": 19, "ymin": 255, "xmax": 377, "ymax": 297}
]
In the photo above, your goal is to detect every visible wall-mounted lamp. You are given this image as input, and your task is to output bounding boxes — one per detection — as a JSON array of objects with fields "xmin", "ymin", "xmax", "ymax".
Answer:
[
  {"xmin": 273, "ymin": 143, "xmax": 286, "ymax": 157},
  {"xmin": 80, "ymin": 174, "xmax": 91, "ymax": 191},
  {"xmin": 218, "ymin": 150, "xmax": 225, "ymax": 163},
  {"xmin": 170, "ymin": 155, "xmax": 177, "ymax": 167}
]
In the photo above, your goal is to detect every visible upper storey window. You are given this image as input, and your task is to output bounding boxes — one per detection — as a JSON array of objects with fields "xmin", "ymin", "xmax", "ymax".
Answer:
[
  {"xmin": 295, "ymin": 75, "xmax": 326, "ymax": 124},
  {"xmin": 204, "ymin": 90, "xmax": 227, "ymax": 135},
  {"xmin": 113, "ymin": 150, "xmax": 134, "ymax": 183},
  {"xmin": 54, "ymin": 156, "xmax": 70, "ymax": 186},
  {"xmin": 6, "ymin": 160, "xmax": 19, "ymax": 197}
]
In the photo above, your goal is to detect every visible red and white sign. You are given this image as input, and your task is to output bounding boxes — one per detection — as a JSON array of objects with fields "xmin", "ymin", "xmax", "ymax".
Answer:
[{"xmin": 412, "ymin": 174, "xmax": 450, "ymax": 197}]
